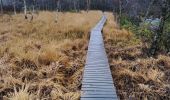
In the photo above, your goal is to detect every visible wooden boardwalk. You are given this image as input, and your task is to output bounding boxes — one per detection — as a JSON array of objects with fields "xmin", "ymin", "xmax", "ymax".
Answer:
[{"xmin": 81, "ymin": 15, "xmax": 118, "ymax": 100}]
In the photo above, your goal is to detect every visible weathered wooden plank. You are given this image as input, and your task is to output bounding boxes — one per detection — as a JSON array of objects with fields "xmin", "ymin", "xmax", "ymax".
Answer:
[
  {"xmin": 84, "ymin": 69, "xmax": 110, "ymax": 72},
  {"xmin": 81, "ymin": 88, "xmax": 115, "ymax": 92},
  {"xmin": 86, "ymin": 59, "xmax": 108, "ymax": 63},
  {"xmin": 82, "ymin": 76, "xmax": 113, "ymax": 80},
  {"xmin": 82, "ymin": 80, "xmax": 113, "ymax": 84},
  {"xmin": 85, "ymin": 65, "xmax": 108, "ymax": 68},
  {"xmin": 84, "ymin": 66, "xmax": 109, "ymax": 69},
  {"xmin": 83, "ymin": 69, "xmax": 109, "ymax": 72},
  {"xmin": 85, "ymin": 65, "xmax": 109, "ymax": 68},
  {"xmin": 82, "ymin": 80, "xmax": 113, "ymax": 83},
  {"xmin": 84, "ymin": 71, "xmax": 112, "ymax": 75},
  {"xmin": 82, "ymin": 76, "xmax": 112, "ymax": 79},
  {"xmin": 83, "ymin": 72, "xmax": 111, "ymax": 75},
  {"xmin": 83, "ymin": 71, "xmax": 110, "ymax": 74},
  {"xmin": 82, "ymin": 85, "xmax": 115, "ymax": 88},
  {"xmin": 82, "ymin": 82, "xmax": 113, "ymax": 86},
  {"xmin": 82, "ymin": 85, "xmax": 116, "ymax": 89},
  {"xmin": 81, "ymin": 94, "xmax": 117, "ymax": 98},
  {"xmin": 83, "ymin": 77, "xmax": 112, "ymax": 81},
  {"xmin": 83, "ymin": 73, "xmax": 111, "ymax": 76},
  {"xmin": 83, "ymin": 76, "xmax": 112, "ymax": 79},
  {"xmin": 81, "ymin": 97, "xmax": 117, "ymax": 100},
  {"xmin": 85, "ymin": 63, "xmax": 109, "ymax": 67}
]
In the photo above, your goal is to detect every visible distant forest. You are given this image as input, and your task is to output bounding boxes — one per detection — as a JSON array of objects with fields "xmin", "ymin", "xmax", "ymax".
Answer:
[{"xmin": 0, "ymin": 0, "xmax": 162, "ymax": 17}]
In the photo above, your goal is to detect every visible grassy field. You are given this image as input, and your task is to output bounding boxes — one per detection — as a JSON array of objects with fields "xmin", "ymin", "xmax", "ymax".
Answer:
[
  {"xmin": 0, "ymin": 11, "xmax": 170, "ymax": 100},
  {"xmin": 0, "ymin": 11, "xmax": 102, "ymax": 100}
]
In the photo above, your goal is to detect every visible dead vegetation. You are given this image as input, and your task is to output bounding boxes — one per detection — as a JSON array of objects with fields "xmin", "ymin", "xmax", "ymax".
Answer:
[
  {"xmin": 104, "ymin": 13, "xmax": 170, "ymax": 99},
  {"xmin": 0, "ymin": 11, "xmax": 101, "ymax": 100},
  {"xmin": 1, "ymin": 10, "xmax": 169, "ymax": 100}
]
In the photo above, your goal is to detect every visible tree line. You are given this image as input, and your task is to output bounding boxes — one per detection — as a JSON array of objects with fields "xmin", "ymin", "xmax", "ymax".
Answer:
[
  {"xmin": 0, "ymin": 0, "xmax": 114, "ymax": 13},
  {"xmin": 0, "ymin": 0, "xmax": 155, "ymax": 16}
]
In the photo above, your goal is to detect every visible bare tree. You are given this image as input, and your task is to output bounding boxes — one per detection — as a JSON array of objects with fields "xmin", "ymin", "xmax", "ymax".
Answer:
[
  {"xmin": 13, "ymin": 0, "xmax": 17, "ymax": 15},
  {"xmin": 119, "ymin": 0, "xmax": 122, "ymax": 18},
  {"xmin": 55, "ymin": 0, "xmax": 60, "ymax": 22},
  {"xmin": 30, "ymin": 0, "xmax": 36, "ymax": 22},
  {"xmin": 86, "ymin": 0, "xmax": 91, "ymax": 12},
  {"xmin": 116, "ymin": 0, "xmax": 122, "ymax": 26},
  {"xmin": 77, "ymin": 0, "xmax": 80, "ymax": 12},
  {"xmin": 0, "ymin": 0, "xmax": 3, "ymax": 15},
  {"xmin": 32, "ymin": 0, "xmax": 35, "ymax": 13},
  {"xmin": 29, "ymin": 0, "xmax": 37, "ymax": 22},
  {"xmin": 23, "ymin": 0, "xmax": 27, "ymax": 19},
  {"xmin": 74, "ymin": 0, "xmax": 78, "ymax": 12}
]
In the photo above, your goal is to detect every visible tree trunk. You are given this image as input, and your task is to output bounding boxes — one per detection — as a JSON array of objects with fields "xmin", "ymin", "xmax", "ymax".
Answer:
[
  {"xmin": 0, "ymin": 0, "xmax": 3, "ymax": 15},
  {"xmin": 119, "ymin": 0, "xmax": 122, "ymax": 18},
  {"xmin": 55, "ymin": 0, "xmax": 60, "ymax": 22},
  {"xmin": 13, "ymin": 0, "xmax": 16, "ymax": 15},
  {"xmin": 74, "ymin": 0, "xmax": 77, "ymax": 12},
  {"xmin": 32, "ymin": 0, "xmax": 35, "ymax": 13},
  {"xmin": 77, "ymin": 0, "xmax": 80, "ymax": 12},
  {"xmin": 87, "ymin": 0, "xmax": 90, "ymax": 12},
  {"xmin": 23, "ymin": 0, "xmax": 27, "ymax": 19},
  {"xmin": 30, "ymin": 0, "xmax": 36, "ymax": 22},
  {"xmin": 118, "ymin": 0, "xmax": 122, "ymax": 27},
  {"xmin": 33, "ymin": 6, "xmax": 35, "ymax": 13},
  {"xmin": 149, "ymin": 0, "xmax": 168, "ymax": 56}
]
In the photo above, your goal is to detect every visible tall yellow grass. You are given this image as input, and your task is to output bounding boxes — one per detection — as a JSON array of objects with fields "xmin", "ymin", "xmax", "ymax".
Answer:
[
  {"xmin": 0, "ymin": 11, "xmax": 102, "ymax": 60},
  {"xmin": 0, "ymin": 11, "xmax": 102, "ymax": 100}
]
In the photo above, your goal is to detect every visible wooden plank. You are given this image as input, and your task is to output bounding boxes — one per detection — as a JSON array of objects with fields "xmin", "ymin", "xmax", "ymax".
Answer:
[
  {"xmin": 84, "ymin": 67, "xmax": 109, "ymax": 69},
  {"xmin": 85, "ymin": 63, "xmax": 109, "ymax": 66},
  {"xmin": 86, "ymin": 64, "xmax": 110, "ymax": 67},
  {"xmin": 85, "ymin": 67, "xmax": 109, "ymax": 69},
  {"xmin": 83, "ymin": 78, "xmax": 112, "ymax": 81},
  {"xmin": 82, "ymin": 82, "xmax": 113, "ymax": 86},
  {"xmin": 81, "ymin": 94, "xmax": 117, "ymax": 98},
  {"xmin": 84, "ymin": 69, "xmax": 110, "ymax": 72},
  {"xmin": 82, "ymin": 88, "xmax": 115, "ymax": 92},
  {"xmin": 83, "ymin": 73, "xmax": 111, "ymax": 76},
  {"xmin": 82, "ymin": 85, "xmax": 114, "ymax": 89},
  {"xmin": 82, "ymin": 85, "xmax": 115, "ymax": 89},
  {"xmin": 83, "ymin": 73, "xmax": 112, "ymax": 76},
  {"xmin": 83, "ymin": 71, "xmax": 110, "ymax": 74},
  {"xmin": 82, "ymin": 80, "xmax": 113, "ymax": 84},
  {"xmin": 82, "ymin": 87, "xmax": 115, "ymax": 91},
  {"xmin": 81, "ymin": 91, "xmax": 117, "ymax": 96},
  {"xmin": 82, "ymin": 76, "xmax": 112, "ymax": 79},
  {"xmin": 83, "ymin": 72, "xmax": 111, "ymax": 75},
  {"xmin": 83, "ymin": 69, "xmax": 109, "ymax": 72},
  {"xmin": 81, "ymin": 97, "xmax": 117, "ymax": 100},
  {"xmin": 86, "ymin": 59, "xmax": 108, "ymax": 63}
]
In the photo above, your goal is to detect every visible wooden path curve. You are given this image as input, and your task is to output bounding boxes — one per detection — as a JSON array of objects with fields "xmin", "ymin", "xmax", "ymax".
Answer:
[{"xmin": 81, "ymin": 15, "xmax": 118, "ymax": 100}]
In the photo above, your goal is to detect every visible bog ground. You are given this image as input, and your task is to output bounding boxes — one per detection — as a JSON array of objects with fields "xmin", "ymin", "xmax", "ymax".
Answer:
[{"xmin": 0, "ymin": 11, "xmax": 170, "ymax": 100}]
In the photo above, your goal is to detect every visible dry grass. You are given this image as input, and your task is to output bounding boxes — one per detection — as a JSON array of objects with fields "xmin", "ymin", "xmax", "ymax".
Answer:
[
  {"xmin": 0, "ymin": 11, "xmax": 102, "ymax": 99},
  {"xmin": 104, "ymin": 12, "xmax": 170, "ymax": 99},
  {"xmin": 103, "ymin": 12, "xmax": 140, "ymax": 46},
  {"xmin": 108, "ymin": 46, "xmax": 170, "ymax": 99},
  {"xmin": 2, "ymin": 10, "xmax": 169, "ymax": 100}
]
